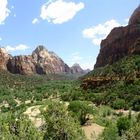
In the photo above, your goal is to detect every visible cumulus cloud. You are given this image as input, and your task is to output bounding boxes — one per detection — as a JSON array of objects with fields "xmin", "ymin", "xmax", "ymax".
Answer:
[
  {"xmin": 83, "ymin": 19, "xmax": 121, "ymax": 45},
  {"xmin": 6, "ymin": 44, "xmax": 29, "ymax": 52},
  {"xmin": 40, "ymin": 0, "xmax": 84, "ymax": 24},
  {"xmin": 0, "ymin": 0, "xmax": 10, "ymax": 24},
  {"xmin": 32, "ymin": 18, "xmax": 39, "ymax": 24}
]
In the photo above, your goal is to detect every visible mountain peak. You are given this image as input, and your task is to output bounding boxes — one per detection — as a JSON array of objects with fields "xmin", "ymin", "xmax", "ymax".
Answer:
[
  {"xmin": 33, "ymin": 45, "xmax": 48, "ymax": 53},
  {"xmin": 0, "ymin": 47, "xmax": 8, "ymax": 54},
  {"xmin": 71, "ymin": 63, "xmax": 84, "ymax": 74},
  {"xmin": 72, "ymin": 63, "xmax": 81, "ymax": 67},
  {"xmin": 129, "ymin": 4, "xmax": 140, "ymax": 25}
]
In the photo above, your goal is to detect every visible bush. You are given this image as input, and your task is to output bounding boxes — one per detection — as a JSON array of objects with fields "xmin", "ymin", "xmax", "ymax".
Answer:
[
  {"xmin": 117, "ymin": 117, "xmax": 131, "ymax": 136},
  {"xmin": 98, "ymin": 123, "xmax": 119, "ymax": 140},
  {"xmin": 43, "ymin": 101, "xmax": 85, "ymax": 140},
  {"xmin": 122, "ymin": 124, "xmax": 140, "ymax": 140},
  {"xmin": 68, "ymin": 100, "xmax": 95, "ymax": 125},
  {"xmin": 113, "ymin": 99, "xmax": 125, "ymax": 109}
]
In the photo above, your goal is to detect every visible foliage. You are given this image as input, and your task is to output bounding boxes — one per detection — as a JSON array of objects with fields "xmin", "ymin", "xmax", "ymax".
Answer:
[
  {"xmin": 0, "ymin": 112, "xmax": 42, "ymax": 140},
  {"xmin": 113, "ymin": 99, "xmax": 125, "ymax": 109},
  {"xmin": 42, "ymin": 101, "xmax": 85, "ymax": 140},
  {"xmin": 121, "ymin": 124, "xmax": 140, "ymax": 140},
  {"xmin": 68, "ymin": 100, "xmax": 95, "ymax": 125},
  {"xmin": 98, "ymin": 123, "xmax": 119, "ymax": 140},
  {"xmin": 117, "ymin": 117, "xmax": 131, "ymax": 136}
]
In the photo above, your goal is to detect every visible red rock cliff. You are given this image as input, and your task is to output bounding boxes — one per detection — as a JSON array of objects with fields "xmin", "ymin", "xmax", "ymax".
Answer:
[{"xmin": 94, "ymin": 5, "xmax": 140, "ymax": 68}]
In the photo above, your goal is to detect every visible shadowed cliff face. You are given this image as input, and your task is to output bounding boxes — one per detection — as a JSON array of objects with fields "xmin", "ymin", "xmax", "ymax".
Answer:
[
  {"xmin": 7, "ymin": 55, "xmax": 36, "ymax": 74},
  {"xmin": 94, "ymin": 5, "xmax": 140, "ymax": 68}
]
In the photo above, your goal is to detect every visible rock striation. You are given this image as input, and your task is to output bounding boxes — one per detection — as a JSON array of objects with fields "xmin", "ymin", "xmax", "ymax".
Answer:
[{"xmin": 94, "ymin": 5, "xmax": 140, "ymax": 68}]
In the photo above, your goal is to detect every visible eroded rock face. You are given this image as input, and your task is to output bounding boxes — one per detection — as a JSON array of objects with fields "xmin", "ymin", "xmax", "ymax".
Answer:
[
  {"xmin": 32, "ymin": 46, "xmax": 71, "ymax": 74},
  {"xmin": 7, "ymin": 55, "xmax": 36, "ymax": 74},
  {"xmin": 0, "ymin": 48, "xmax": 11, "ymax": 70},
  {"xmin": 6, "ymin": 45, "xmax": 72, "ymax": 75},
  {"xmin": 94, "ymin": 5, "xmax": 140, "ymax": 68}
]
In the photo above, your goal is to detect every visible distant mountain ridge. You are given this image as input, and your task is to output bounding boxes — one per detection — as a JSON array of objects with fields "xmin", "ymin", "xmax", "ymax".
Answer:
[
  {"xmin": 0, "ymin": 46, "xmax": 89, "ymax": 75},
  {"xmin": 71, "ymin": 63, "xmax": 90, "ymax": 74}
]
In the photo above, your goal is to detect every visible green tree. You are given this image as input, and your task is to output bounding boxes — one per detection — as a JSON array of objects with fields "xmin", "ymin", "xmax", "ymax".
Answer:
[
  {"xmin": 98, "ymin": 123, "xmax": 119, "ymax": 140},
  {"xmin": 43, "ymin": 101, "xmax": 85, "ymax": 140},
  {"xmin": 113, "ymin": 99, "xmax": 125, "ymax": 109},
  {"xmin": 0, "ymin": 112, "xmax": 42, "ymax": 140},
  {"xmin": 122, "ymin": 124, "xmax": 140, "ymax": 140},
  {"xmin": 117, "ymin": 117, "xmax": 131, "ymax": 136},
  {"xmin": 68, "ymin": 100, "xmax": 95, "ymax": 125}
]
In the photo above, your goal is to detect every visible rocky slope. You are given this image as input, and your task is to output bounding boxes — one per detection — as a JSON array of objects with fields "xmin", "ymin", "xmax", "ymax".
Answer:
[
  {"xmin": 94, "ymin": 5, "xmax": 140, "ymax": 68},
  {"xmin": 0, "ymin": 45, "xmax": 85, "ymax": 75}
]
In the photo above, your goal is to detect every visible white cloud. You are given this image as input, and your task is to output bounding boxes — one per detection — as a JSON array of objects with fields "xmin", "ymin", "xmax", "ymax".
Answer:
[
  {"xmin": 40, "ymin": 0, "xmax": 84, "ymax": 24},
  {"xmin": 83, "ymin": 19, "xmax": 121, "ymax": 45},
  {"xmin": 0, "ymin": 0, "xmax": 10, "ymax": 24},
  {"xmin": 6, "ymin": 44, "xmax": 29, "ymax": 52},
  {"xmin": 0, "ymin": 37, "xmax": 2, "ymax": 41},
  {"xmin": 32, "ymin": 18, "xmax": 39, "ymax": 24}
]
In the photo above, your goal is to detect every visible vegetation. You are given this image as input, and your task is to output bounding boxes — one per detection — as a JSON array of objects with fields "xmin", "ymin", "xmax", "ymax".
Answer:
[
  {"xmin": 0, "ymin": 55, "xmax": 140, "ymax": 139},
  {"xmin": 43, "ymin": 102, "xmax": 85, "ymax": 140}
]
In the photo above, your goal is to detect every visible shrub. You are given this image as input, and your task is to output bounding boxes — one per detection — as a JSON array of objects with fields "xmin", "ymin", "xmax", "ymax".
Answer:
[
  {"xmin": 113, "ymin": 99, "xmax": 125, "ymax": 109},
  {"xmin": 117, "ymin": 117, "xmax": 131, "ymax": 136}
]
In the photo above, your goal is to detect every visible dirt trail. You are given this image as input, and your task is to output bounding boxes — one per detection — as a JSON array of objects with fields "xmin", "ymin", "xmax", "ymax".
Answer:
[
  {"xmin": 24, "ymin": 105, "xmax": 45, "ymax": 127},
  {"xmin": 82, "ymin": 123, "xmax": 104, "ymax": 140}
]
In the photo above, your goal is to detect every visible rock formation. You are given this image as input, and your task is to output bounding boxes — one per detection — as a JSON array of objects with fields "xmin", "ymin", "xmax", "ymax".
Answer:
[
  {"xmin": 0, "ymin": 48, "xmax": 11, "ymax": 70},
  {"xmin": 94, "ymin": 5, "xmax": 140, "ymax": 68},
  {"xmin": 32, "ymin": 46, "xmax": 71, "ymax": 74},
  {"xmin": 7, "ymin": 55, "xmax": 36, "ymax": 74},
  {"xmin": 0, "ymin": 45, "xmax": 84, "ymax": 75}
]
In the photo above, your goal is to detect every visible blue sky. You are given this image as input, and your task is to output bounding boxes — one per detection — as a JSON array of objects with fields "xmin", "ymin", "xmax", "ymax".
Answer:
[{"xmin": 0, "ymin": 0, "xmax": 139, "ymax": 69}]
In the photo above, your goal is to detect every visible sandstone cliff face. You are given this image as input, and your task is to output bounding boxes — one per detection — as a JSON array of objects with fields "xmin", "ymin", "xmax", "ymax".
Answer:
[
  {"xmin": 0, "ymin": 48, "xmax": 11, "ymax": 70},
  {"xmin": 3, "ymin": 45, "xmax": 75, "ymax": 75},
  {"xmin": 7, "ymin": 55, "xmax": 36, "ymax": 74},
  {"xmin": 94, "ymin": 5, "xmax": 140, "ymax": 68},
  {"xmin": 32, "ymin": 46, "xmax": 71, "ymax": 74}
]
